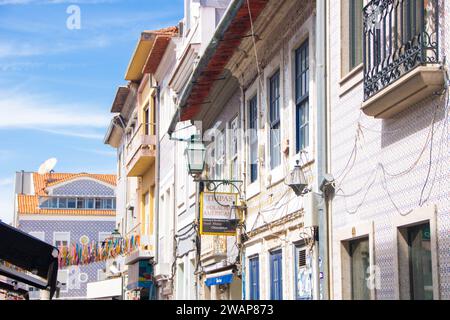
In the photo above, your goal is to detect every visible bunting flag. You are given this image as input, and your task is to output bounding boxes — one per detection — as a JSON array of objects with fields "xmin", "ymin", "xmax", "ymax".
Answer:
[{"xmin": 58, "ymin": 235, "xmax": 140, "ymax": 267}]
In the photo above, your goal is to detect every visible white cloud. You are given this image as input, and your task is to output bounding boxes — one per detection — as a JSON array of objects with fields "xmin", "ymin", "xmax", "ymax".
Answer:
[
  {"xmin": 0, "ymin": 88, "xmax": 110, "ymax": 137},
  {"xmin": 36, "ymin": 128, "xmax": 105, "ymax": 140},
  {"xmin": 0, "ymin": 36, "xmax": 111, "ymax": 59}
]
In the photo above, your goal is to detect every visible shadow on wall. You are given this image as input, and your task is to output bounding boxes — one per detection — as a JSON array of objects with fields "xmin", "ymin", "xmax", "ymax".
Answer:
[{"xmin": 381, "ymin": 95, "xmax": 446, "ymax": 149}]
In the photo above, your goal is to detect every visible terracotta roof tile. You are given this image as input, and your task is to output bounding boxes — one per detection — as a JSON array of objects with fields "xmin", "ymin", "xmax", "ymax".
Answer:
[{"xmin": 33, "ymin": 172, "xmax": 116, "ymax": 196}]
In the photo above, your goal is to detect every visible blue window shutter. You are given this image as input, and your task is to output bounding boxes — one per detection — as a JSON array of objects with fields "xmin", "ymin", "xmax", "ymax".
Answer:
[
  {"xmin": 270, "ymin": 250, "xmax": 283, "ymax": 300},
  {"xmin": 249, "ymin": 256, "xmax": 260, "ymax": 300}
]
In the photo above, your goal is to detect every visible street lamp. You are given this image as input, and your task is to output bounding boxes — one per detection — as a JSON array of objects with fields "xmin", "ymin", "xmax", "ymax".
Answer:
[
  {"xmin": 286, "ymin": 160, "xmax": 309, "ymax": 196},
  {"xmin": 184, "ymin": 135, "xmax": 206, "ymax": 177},
  {"xmin": 111, "ymin": 229, "xmax": 122, "ymax": 241}
]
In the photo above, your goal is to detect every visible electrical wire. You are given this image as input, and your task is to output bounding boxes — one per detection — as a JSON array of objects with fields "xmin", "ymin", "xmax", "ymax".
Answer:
[{"xmin": 335, "ymin": 86, "xmax": 449, "ymax": 216}]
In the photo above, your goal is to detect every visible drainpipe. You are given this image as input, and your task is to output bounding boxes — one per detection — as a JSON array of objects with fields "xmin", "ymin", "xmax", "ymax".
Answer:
[
  {"xmin": 239, "ymin": 82, "xmax": 246, "ymax": 300},
  {"xmin": 315, "ymin": 0, "xmax": 329, "ymax": 300}
]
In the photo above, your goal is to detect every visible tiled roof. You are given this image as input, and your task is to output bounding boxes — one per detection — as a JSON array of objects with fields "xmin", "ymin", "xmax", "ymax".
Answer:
[
  {"xmin": 33, "ymin": 172, "xmax": 116, "ymax": 196},
  {"xmin": 17, "ymin": 172, "xmax": 117, "ymax": 216},
  {"xmin": 143, "ymin": 26, "xmax": 178, "ymax": 74}
]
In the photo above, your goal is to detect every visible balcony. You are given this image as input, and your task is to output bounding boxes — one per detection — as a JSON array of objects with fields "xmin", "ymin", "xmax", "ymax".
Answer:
[
  {"xmin": 200, "ymin": 235, "xmax": 227, "ymax": 264},
  {"xmin": 362, "ymin": 0, "xmax": 444, "ymax": 118},
  {"xmin": 126, "ymin": 123, "xmax": 157, "ymax": 177}
]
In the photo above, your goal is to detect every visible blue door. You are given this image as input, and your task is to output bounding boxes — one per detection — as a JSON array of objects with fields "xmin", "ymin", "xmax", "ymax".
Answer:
[
  {"xmin": 249, "ymin": 256, "xmax": 260, "ymax": 300},
  {"xmin": 270, "ymin": 250, "xmax": 283, "ymax": 300}
]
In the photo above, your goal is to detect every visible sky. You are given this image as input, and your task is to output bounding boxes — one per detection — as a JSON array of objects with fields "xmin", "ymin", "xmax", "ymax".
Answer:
[{"xmin": 0, "ymin": 0, "xmax": 184, "ymax": 223}]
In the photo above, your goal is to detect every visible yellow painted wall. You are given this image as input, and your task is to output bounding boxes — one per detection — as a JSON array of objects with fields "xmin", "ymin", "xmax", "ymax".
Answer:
[{"xmin": 136, "ymin": 74, "xmax": 157, "ymax": 249}]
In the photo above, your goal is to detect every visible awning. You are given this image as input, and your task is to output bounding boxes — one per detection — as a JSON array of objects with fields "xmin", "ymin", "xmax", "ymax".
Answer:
[
  {"xmin": 0, "ymin": 221, "xmax": 59, "ymax": 299},
  {"xmin": 205, "ymin": 270, "xmax": 234, "ymax": 287}
]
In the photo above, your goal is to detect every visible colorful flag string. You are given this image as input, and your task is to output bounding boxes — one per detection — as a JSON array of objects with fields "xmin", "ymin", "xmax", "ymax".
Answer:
[{"xmin": 58, "ymin": 235, "xmax": 140, "ymax": 267}]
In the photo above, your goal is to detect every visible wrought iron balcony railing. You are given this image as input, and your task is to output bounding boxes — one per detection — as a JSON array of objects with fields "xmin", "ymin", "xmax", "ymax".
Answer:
[{"xmin": 363, "ymin": 0, "xmax": 440, "ymax": 101}]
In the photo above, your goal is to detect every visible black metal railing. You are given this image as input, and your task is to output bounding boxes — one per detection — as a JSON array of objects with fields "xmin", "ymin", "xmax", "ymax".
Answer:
[{"xmin": 363, "ymin": 0, "xmax": 440, "ymax": 100}]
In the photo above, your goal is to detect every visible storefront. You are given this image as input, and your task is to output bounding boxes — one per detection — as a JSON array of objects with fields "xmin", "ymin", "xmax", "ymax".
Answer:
[{"xmin": 125, "ymin": 259, "xmax": 156, "ymax": 300}]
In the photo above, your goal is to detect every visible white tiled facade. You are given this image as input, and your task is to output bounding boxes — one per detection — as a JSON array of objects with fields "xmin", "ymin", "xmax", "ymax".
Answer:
[{"xmin": 328, "ymin": 0, "xmax": 450, "ymax": 300}]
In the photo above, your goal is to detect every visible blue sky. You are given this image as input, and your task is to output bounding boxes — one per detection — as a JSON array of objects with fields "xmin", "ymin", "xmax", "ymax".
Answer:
[{"xmin": 0, "ymin": 0, "xmax": 184, "ymax": 223}]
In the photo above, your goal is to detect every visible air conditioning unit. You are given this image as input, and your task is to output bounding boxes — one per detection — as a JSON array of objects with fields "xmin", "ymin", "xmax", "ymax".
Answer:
[{"xmin": 303, "ymin": 192, "xmax": 318, "ymax": 228}]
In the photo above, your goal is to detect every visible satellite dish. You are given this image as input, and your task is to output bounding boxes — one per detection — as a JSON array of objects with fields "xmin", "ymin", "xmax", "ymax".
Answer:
[{"xmin": 38, "ymin": 158, "xmax": 58, "ymax": 175}]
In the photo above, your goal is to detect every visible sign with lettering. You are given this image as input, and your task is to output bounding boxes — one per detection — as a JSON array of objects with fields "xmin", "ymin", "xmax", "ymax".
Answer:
[{"xmin": 200, "ymin": 192, "xmax": 239, "ymax": 236}]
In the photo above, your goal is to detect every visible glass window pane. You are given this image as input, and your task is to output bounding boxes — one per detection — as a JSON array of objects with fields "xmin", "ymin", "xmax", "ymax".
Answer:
[
  {"xmin": 59, "ymin": 198, "xmax": 67, "ymax": 209},
  {"xmin": 86, "ymin": 199, "xmax": 94, "ymax": 209},
  {"xmin": 249, "ymin": 95, "xmax": 258, "ymax": 183},
  {"xmin": 67, "ymin": 198, "xmax": 76, "ymax": 209},
  {"xmin": 350, "ymin": 237, "xmax": 370, "ymax": 300},
  {"xmin": 408, "ymin": 223, "xmax": 433, "ymax": 300},
  {"xmin": 77, "ymin": 198, "xmax": 84, "ymax": 209}
]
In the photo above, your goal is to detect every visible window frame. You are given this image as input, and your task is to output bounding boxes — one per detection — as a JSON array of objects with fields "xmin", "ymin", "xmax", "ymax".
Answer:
[
  {"xmin": 349, "ymin": 0, "xmax": 363, "ymax": 70},
  {"xmin": 248, "ymin": 95, "xmax": 259, "ymax": 184},
  {"xmin": 336, "ymin": 221, "xmax": 376, "ymax": 300},
  {"xmin": 249, "ymin": 255, "xmax": 260, "ymax": 300},
  {"xmin": 268, "ymin": 69, "xmax": 281, "ymax": 170},
  {"xmin": 295, "ymin": 40, "xmax": 310, "ymax": 153},
  {"xmin": 393, "ymin": 205, "xmax": 439, "ymax": 300},
  {"xmin": 269, "ymin": 249, "xmax": 283, "ymax": 300},
  {"xmin": 229, "ymin": 115, "xmax": 239, "ymax": 183},
  {"xmin": 53, "ymin": 231, "xmax": 70, "ymax": 248}
]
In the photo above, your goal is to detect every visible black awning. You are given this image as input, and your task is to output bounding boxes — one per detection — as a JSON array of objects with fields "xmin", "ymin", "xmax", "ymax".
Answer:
[{"xmin": 0, "ymin": 221, "xmax": 59, "ymax": 299}]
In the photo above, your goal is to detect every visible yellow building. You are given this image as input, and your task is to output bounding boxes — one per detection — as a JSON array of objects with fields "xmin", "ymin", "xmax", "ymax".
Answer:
[{"xmin": 105, "ymin": 28, "xmax": 177, "ymax": 300}]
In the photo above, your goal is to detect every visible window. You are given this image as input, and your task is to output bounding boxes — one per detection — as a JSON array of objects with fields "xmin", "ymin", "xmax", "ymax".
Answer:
[
  {"xmin": 144, "ymin": 192, "xmax": 150, "ymax": 235},
  {"xmin": 77, "ymin": 198, "xmax": 84, "ymax": 209},
  {"xmin": 29, "ymin": 232, "xmax": 45, "ymax": 242},
  {"xmin": 95, "ymin": 199, "xmax": 102, "ymax": 209},
  {"xmin": 103, "ymin": 198, "xmax": 113, "ymax": 209},
  {"xmin": 86, "ymin": 198, "xmax": 95, "ymax": 209},
  {"xmin": 295, "ymin": 245, "xmax": 312, "ymax": 300},
  {"xmin": 407, "ymin": 223, "xmax": 433, "ymax": 300},
  {"xmin": 54, "ymin": 232, "xmax": 70, "ymax": 248},
  {"xmin": 49, "ymin": 197, "xmax": 58, "ymax": 209},
  {"xmin": 58, "ymin": 198, "xmax": 67, "ymax": 209},
  {"xmin": 270, "ymin": 250, "xmax": 283, "ymax": 300},
  {"xmin": 349, "ymin": 237, "xmax": 370, "ymax": 300},
  {"xmin": 249, "ymin": 256, "xmax": 260, "ymax": 300},
  {"xmin": 216, "ymin": 130, "xmax": 225, "ymax": 180},
  {"xmin": 230, "ymin": 116, "xmax": 239, "ymax": 181},
  {"xmin": 249, "ymin": 95, "xmax": 258, "ymax": 183},
  {"xmin": 349, "ymin": 0, "xmax": 363, "ymax": 70},
  {"xmin": 57, "ymin": 270, "xmax": 69, "ymax": 293},
  {"xmin": 67, "ymin": 198, "xmax": 76, "ymax": 209},
  {"xmin": 144, "ymin": 104, "xmax": 150, "ymax": 135},
  {"xmin": 295, "ymin": 41, "xmax": 310, "ymax": 152},
  {"xmin": 402, "ymin": 0, "xmax": 423, "ymax": 47},
  {"xmin": 269, "ymin": 70, "xmax": 281, "ymax": 169}
]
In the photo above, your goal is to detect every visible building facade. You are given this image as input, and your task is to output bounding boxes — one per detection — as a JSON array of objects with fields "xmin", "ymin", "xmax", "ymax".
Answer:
[
  {"xmin": 14, "ymin": 172, "xmax": 116, "ymax": 299},
  {"xmin": 104, "ymin": 0, "xmax": 450, "ymax": 300},
  {"xmin": 328, "ymin": 0, "xmax": 450, "ymax": 300}
]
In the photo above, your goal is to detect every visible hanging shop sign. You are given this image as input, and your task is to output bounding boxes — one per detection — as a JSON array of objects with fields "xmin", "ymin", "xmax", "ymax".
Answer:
[{"xmin": 200, "ymin": 192, "xmax": 239, "ymax": 236}]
